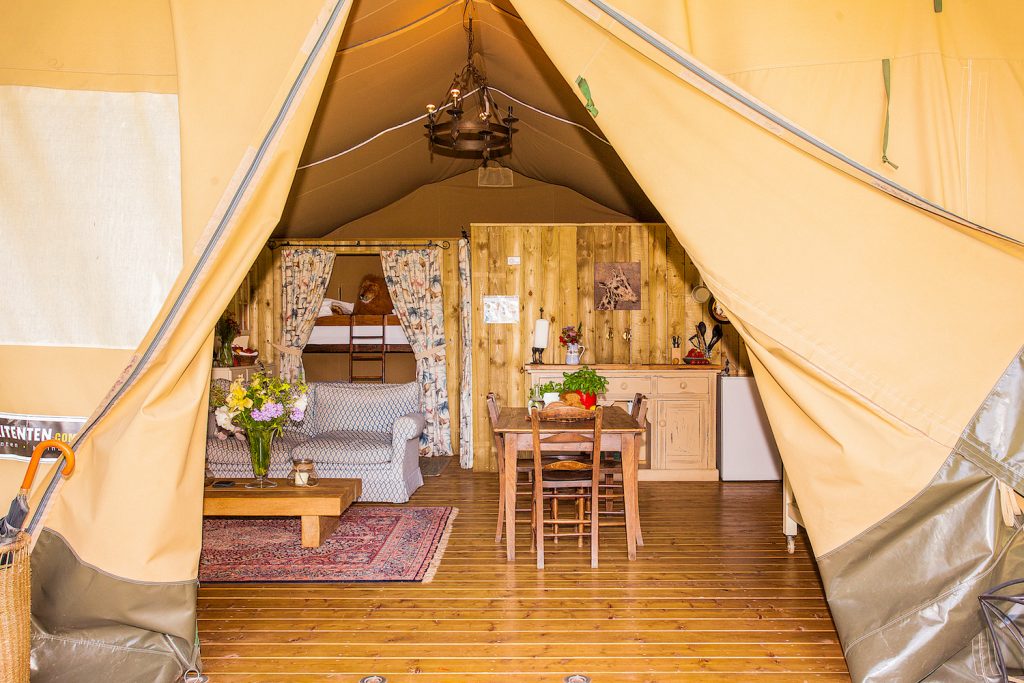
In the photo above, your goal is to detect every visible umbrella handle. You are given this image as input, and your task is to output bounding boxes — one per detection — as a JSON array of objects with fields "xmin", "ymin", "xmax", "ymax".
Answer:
[{"xmin": 20, "ymin": 440, "xmax": 75, "ymax": 494}]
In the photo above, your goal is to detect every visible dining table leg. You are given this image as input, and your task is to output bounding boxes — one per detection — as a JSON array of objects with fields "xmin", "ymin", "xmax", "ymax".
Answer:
[
  {"xmin": 621, "ymin": 433, "xmax": 639, "ymax": 561},
  {"xmin": 503, "ymin": 435, "xmax": 518, "ymax": 561}
]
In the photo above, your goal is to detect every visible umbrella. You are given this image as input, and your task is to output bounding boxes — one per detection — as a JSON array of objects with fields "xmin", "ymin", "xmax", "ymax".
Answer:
[{"xmin": 0, "ymin": 440, "xmax": 75, "ymax": 544}]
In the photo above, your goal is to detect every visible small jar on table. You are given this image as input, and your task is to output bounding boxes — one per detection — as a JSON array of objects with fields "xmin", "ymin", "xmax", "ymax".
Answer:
[{"xmin": 288, "ymin": 458, "xmax": 319, "ymax": 487}]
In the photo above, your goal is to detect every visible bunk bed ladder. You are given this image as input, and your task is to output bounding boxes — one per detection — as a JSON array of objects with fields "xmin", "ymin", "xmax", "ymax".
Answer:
[{"xmin": 349, "ymin": 315, "xmax": 387, "ymax": 383}]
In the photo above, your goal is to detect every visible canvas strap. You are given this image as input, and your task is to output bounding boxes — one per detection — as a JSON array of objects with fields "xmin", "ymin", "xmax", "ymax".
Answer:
[
  {"xmin": 881, "ymin": 59, "xmax": 899, "ymax": 169},
  {"xmin": 414, "ymin": 343, "xmax": 446, "ymax": 362},
  {"xmin": 273, "ymin": 343, "xmax": 303, "ymax": 357}
]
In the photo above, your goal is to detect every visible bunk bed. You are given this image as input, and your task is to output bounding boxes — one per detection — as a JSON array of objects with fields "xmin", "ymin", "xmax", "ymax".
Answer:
[
  {"xmin": 304, "ymin": 300, "xmax": 412, "ymax": 382},
  {"xmin": 304, "ymin": 312, "xmax": 410, "ymax": 353}
]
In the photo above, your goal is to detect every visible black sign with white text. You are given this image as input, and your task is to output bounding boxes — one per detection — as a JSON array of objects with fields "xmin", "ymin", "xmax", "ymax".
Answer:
[{"xmin": 0, "ymin": 413, "xmax": 84, "ymax": 459}]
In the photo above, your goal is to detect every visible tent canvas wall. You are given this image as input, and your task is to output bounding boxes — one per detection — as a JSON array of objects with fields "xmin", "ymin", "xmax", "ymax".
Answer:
[
  {"xmin": 2, "ymin": 1, "xmax": 1022, "ymax": 680},
  {"xmin": 1, "ymin": 0, "xmax": 352, "ymax": 679}
]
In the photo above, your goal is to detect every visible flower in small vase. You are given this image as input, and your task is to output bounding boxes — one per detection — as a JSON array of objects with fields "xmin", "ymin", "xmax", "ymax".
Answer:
[
  {"xmin": 558, "ymin": 323, "xmax": 583, "ymax": 348},
  {"xmin": 215, "ymin": 312, "xmax": 240, "ymax": 345}
]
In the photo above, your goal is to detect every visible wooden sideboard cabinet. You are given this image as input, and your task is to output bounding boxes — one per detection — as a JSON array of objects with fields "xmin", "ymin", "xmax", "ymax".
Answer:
[
  {"xmin": 525, "ymin": 364, "xmax": 720, "ymax": 481},
  {"xmin": 211, "ymin": 363, "xmax": 277, "ymax": 382}
]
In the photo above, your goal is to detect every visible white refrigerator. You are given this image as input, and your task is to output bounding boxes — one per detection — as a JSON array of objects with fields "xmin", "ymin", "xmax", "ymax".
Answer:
[{"xmin": 718, "ymin": 375, "xmax": 782, "ymax": 481}]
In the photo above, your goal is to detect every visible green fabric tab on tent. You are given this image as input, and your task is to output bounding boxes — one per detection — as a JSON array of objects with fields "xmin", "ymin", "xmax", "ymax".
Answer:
[
  {"xmin": 934, "ymin": 0, "xmax": 942, "ymax": 12},
  {"xmin": 881, "ymin": 59, "xmax": 899, "ymax": 170},
  {"xmin": 575, "ymin": 76, "xmax": 599, "ymax": 117}
]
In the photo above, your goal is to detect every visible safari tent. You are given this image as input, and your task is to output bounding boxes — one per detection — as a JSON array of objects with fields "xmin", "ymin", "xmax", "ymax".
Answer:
[{"xmin": 1, "ymin": 1, "xmax": 1022, "ymax": 681}]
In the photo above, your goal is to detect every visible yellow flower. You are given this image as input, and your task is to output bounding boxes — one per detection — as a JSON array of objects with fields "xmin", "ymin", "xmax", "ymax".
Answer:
[{"xmin": 228, "ymin": 396, "xmax": 253, "ymax": 411}]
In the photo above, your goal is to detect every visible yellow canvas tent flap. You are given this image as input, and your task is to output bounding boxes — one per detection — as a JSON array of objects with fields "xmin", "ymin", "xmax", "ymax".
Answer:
[
  {"xmin": 509, "ymin": 0, "xmax": 1024, "ymax": 680},
  {"xmin": 0, "ymin": 1, "xmax": 351, "ymax": 679}
]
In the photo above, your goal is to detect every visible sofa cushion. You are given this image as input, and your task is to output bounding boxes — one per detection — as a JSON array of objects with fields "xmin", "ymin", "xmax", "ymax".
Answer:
[
  {"xmin": 205, "ymin": 431, "xmax": 309, "ymax": 466},
  {"xmin": 290, "ymin": 430, "xmax": 393, "ymax": 465},
  {"xmin": 309, "ymin": 382, "xmax": 419, "ymax": 434}
]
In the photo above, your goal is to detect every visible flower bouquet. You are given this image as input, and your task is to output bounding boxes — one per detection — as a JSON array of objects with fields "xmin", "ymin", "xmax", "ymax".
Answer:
[
  {"xmin": 214, "ymin": 372, "xmax": 308, "ymax": 488},
  {"xmin": 215, "ymin": 313, "xmax": 240, "ymax": 367}
]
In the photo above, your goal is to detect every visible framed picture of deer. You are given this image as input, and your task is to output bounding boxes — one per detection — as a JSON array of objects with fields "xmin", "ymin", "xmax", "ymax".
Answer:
[{"xmin": 595, "ymin": 261, "xmax": 642, "ymax": 311}]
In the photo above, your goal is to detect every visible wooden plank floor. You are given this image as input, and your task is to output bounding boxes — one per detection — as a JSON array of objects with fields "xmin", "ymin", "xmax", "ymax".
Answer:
[{"xmin": 199, "ymin": 465, "xmax": 850, "ymax": 682}]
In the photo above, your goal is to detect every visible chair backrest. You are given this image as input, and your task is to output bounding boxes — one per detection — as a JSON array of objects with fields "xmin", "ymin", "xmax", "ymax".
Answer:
[
  {"xmin": 486, "ymin": 393, "xmax": 505, "ymax": 472},
  {"xmin": 631, "ymin": 393, "xmax": 649, "ymax": 426},
  {"xmin": 529, "ymin": 406, "xmax": 604, "ymax": 480}
]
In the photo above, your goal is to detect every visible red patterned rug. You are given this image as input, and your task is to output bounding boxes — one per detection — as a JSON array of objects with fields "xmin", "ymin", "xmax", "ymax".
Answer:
[{"xmin": 200, "ymin": 506, "xmax": 457, "ymax": 583}]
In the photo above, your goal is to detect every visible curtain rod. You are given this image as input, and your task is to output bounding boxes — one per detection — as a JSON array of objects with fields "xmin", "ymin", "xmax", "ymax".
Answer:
[{"xmin": 268, "ymin": 239, "xmax": 452, "ymax": 250}]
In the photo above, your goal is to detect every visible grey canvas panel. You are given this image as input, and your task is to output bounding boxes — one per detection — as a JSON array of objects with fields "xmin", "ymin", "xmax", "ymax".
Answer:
[
  {"xmin": 30, "ymin": 529, "xmax": 199, "ymax": 682},
  {"xmin": 31, "ymin": 630, "xmax": 192, "ymax": 683},
  {"xmin": 925, "ymin": 630, "xmax": 1002, "ymax": 682},
  {"xmin": 958, "ymin": 351, "xmax": 1024, "ymax": 490},
  {"xmin": 817, "ymin": 348, "xmax": 1024, "ymax": 682}
]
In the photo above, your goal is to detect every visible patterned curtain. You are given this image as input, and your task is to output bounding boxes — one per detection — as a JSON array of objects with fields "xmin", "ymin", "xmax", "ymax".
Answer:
[
  {"xmin": 457, "ymin": 238, "xmax": 473, "ymax": 468},
  {"xmin": 380, "ymin": 249, "xmax": 453, "ymax": 456},
  {"xmin": 278, "ymin": 248, "xmax": 335, "ymax": 381}
]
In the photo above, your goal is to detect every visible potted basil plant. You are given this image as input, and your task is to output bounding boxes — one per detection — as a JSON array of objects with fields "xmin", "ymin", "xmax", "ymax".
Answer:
[
  {"xmin": 535, "ymin": 381, "xmax": 564, "ymax": 406},
  {"xmin": 560, "ymin": 366, "xmax": 610, "ymax": 410}
]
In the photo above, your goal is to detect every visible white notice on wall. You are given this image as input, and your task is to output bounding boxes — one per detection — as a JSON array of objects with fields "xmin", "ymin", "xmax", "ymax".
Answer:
[
  {"xmin": 482, "ymin": 295, "xmax": 520, "ymax": 324},
  {"xmin": 507, "ymin": 256, "xmax": 521, "ymax": 265}
]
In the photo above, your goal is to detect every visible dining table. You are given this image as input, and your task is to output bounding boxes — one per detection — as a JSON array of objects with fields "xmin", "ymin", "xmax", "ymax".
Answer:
[{"xmin": 492, "ymin": 405, "xmax": 645, "ymax": 562}]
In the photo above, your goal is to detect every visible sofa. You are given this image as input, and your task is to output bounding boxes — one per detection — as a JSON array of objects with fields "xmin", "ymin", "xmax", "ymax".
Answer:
[{"xmin": 206, "ymin": 382, "xmax": 425, "ymax": 503}]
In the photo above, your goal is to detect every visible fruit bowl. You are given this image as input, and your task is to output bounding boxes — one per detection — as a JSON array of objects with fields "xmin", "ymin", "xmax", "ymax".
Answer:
[{"xmin": 232, "ymin": 346, "xmax": 259, "ymax": 366}]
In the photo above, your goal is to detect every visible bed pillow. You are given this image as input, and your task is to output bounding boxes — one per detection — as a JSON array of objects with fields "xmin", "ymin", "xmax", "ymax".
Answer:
[
  {"xmin": 330, "ymin": 300, "xmax": 354, "ymax": 315},
  {"xmin": 318, "ymin": 297, "xmax": 349, "ymax": 317}
]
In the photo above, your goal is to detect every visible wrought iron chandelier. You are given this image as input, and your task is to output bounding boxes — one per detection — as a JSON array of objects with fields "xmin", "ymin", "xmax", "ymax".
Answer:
[{"xmin": 425, "ymin": 18, "xmax": 517, "ymax": 160}]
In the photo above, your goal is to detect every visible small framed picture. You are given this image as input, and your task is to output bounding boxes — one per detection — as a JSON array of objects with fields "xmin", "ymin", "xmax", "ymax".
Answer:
[{"xmin": 708, "ymin": 296, "xmax": 730, "ymax": 324}]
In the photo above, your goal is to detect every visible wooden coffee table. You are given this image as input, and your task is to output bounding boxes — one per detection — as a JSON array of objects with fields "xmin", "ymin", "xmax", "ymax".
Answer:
[{"xmin": 203, "ymin": 478, "xmax": 361, "ymax": 548}]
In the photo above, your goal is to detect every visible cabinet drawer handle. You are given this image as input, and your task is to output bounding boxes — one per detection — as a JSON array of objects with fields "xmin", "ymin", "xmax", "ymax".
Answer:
[
  {"xmin": 679, "ymin": 382, "xmax": 688, "ymax": 390},
  {"xmin": 619, "ymin": 381, "xmax": 628, "ymax": 389},
  {"xmin": 659, "ymin": 420, "xmax": 666, "ymax": 428}
]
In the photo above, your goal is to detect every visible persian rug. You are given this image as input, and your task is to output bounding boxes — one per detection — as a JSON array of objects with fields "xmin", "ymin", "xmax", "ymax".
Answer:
[
  {"xmin": 201, "ymin": 506, "xmax": 457, "ymax": 583},
  {"xmin": 419, "ymin": 455, "xmax": 452, "ymax": 477}
]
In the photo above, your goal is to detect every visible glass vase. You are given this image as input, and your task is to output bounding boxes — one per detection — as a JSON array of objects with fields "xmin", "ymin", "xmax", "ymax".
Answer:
[
  {"xmin": 216, "ymin": 338, "xmax": 234, "ymax": 367},
  {"xmin": 245, "ymin": 426, "xmax": 277, "ymax": 488}
]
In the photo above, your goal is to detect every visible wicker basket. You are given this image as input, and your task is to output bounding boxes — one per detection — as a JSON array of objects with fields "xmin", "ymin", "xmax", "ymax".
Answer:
[{"xmin": 0, "ymin": 532, "xmax": 31, "ymax": 683}]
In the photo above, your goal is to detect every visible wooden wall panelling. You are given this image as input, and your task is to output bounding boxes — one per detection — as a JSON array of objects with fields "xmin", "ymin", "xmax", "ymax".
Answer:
[
  {"xmin": 590, "ymin": 225, "xmax": 613, "ymax": 363},
  {"xmin": 556, "ymin": 226, "xmax": 579, "ymax": 359},
  {"xmin": 270, "ymin": 248, "xmax": 283, "ymax": 368},
  {"xmin": 539, "ymin": 227, "xmax": 561, "ymax": 358},
  {"xmin": 576, "ymin": 227, "xmax": 596, "ymax": 365},
  {"xmin": 470, "ymin": 230, "xmax": 493, "ymax": 471},
  {"xmin": 628, "ymin": 224, "xmax": 650, "ymax": 365},
  {"xmin": 506, "ymin": 226, "xmax": 526, "ymax": 429},
  {"xmin": 611, "ymin": 224, "xmax": 631, "ymax": 362},
  {"xmin": 440, "ymin": 246, "xmax": 462, "ymax": 453},
  {"xmin": 665, "ymin": 231, "xmax": 687, "ymax": 350},
  {"xmin": 649, "ymin": 223, "xmax": 668, "ymax": 364}
]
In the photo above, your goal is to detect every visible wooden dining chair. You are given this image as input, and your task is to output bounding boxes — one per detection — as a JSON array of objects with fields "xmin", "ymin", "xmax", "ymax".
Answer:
[
  {"xmin": 599, "ymin": 393, "xmax": 647, "ymax": 546},
  {"xmin": 530, "ymin": 406, "xmax": 604, "ymax": 569},
  {"xmin": 488, "ymin": 393, "xmax": 533, "ymax": 543}
]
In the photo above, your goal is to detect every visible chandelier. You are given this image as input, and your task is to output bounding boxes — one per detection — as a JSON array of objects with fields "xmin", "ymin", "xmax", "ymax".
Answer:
[{"xmin": 425, "ymin": 18, "xmax": 517, "ymax": 160}]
